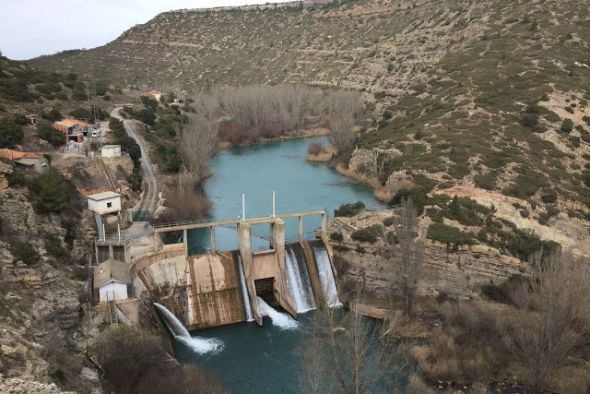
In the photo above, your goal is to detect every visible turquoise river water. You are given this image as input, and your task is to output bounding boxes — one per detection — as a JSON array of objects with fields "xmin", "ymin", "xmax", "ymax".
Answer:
[{"xmin": 177, "ymin": 137, "xmax": 386, "ymax": 393}]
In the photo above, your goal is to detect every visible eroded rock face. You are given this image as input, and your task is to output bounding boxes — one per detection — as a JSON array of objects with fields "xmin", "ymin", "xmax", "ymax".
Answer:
[
  {"xmin": 0, "ymin": 186, "xmax": 92, "ymax": 390},
  {"xmin": 330, "ymin": 211, "xmax": 528, "ymax": 301},
  {"xmin": 334, "ymin": 240, "xmax": 527, "ymax": 300},
  {"xmin": 0, "ymin": 374, "xmax": 72, "ymax": 393}
]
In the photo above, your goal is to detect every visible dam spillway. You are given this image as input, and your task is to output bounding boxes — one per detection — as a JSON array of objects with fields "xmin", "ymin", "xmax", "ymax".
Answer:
[{"xmin": 132, "ymin": 211, "xmax": 340, "ymax": 330}]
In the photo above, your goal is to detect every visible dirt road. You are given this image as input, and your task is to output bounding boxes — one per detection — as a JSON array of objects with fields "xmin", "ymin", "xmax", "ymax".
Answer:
[{"xmin": 111, "ymin": 107, "xmax": 158, "ymax": 215}]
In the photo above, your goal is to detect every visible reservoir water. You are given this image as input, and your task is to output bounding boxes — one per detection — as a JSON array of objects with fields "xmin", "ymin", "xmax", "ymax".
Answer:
[
  {"xmin": 177, "ymin": 137, "xmax": 385, "ymax": 393},
  {"xmin": 187, "ymin": 137, "xmax": 382, "ymax": 254}
]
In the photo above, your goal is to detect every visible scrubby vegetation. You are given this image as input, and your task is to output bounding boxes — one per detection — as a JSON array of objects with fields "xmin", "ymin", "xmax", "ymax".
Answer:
[
  {"xmin": 37, "ymin": 121, "xmax": 66, "ymax": 147},
  {"xmin": 95, "ymin": 326, "xmax": 222, "ymax": 394},
  {"xmin": 334, "ymin": 201, "xmax": 365, "ymax": 217},
  {"xmin": 351, "ymin": 224, "xmax": 382, "ymax": 244},
  {"xmin": 0, "ymin": 118, "xmax": 24, "ymax": 148}
]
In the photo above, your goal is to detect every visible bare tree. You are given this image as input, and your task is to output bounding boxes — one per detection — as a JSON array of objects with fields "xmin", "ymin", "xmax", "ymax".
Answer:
[
  {"xmin": 179, "ymin": 98, "xmax": 219, "ymax": 184},
  {"xmin": 508, "ymin": 250, "xmax": 590, "ymax": 390},
  {"xmin": 369, "ymin": 150, "xmax": 388, "ymax": 183},
  {"xmin": 300, "ymin": 288, "xmax": 396, "ymax": 394},
  {"xmin": 392, "ymin": 197, "xmax": 423, "ymax": 316}
]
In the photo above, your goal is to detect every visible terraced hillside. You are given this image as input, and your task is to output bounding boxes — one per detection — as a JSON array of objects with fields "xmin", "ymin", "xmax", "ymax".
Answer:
[{"xmin": 32, "ymin": 0, "xmax": 590, "ymax": 248}]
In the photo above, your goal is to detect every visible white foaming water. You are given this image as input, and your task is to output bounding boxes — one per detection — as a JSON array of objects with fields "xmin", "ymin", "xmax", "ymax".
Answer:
[
  {"xmin": 313, "ymin": 246, "xmax": 342, "ymax": 308},
  {"xmin": 256, "ymin": 297, "xmax": 299, "ymax": 330},
  {"xmin": 153, "ymin": 303, "xmax": 224, "ymax": 355},
  {"xmin": 236, "ymin": 254, "xmax": 254, "ymax": 321},
  {"xmin": 285, "ymin": 247, "xmax": 315, "ymax": 313}
]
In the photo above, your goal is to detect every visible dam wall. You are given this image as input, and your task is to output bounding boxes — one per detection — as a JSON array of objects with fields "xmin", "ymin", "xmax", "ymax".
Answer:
[
  {"xmin": 131, "ymin": 211, "xmax": 339, "ymax": 330},
  {"xmin": 186, "ymin": 252, "xmax": 246, "ymax": 329}
]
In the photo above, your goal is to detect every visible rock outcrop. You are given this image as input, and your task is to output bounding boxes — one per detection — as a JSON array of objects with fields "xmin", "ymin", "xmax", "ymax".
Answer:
[
  {"xmin": 0, "ymin": 165, "xmax": 96, "ymax": 391},
  {"xmin": 330, "ymin": 211, "xmax": 528, "ymax": 302}
]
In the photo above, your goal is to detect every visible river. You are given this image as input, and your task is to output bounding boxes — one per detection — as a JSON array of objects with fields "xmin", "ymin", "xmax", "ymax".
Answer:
[
  {"xmin": 187, "ymin": 137, "xmax": 382, "ymax": 254},
  {"xmin": 177, "ymin": 137, "xmax": 386, "ymax": 393}
]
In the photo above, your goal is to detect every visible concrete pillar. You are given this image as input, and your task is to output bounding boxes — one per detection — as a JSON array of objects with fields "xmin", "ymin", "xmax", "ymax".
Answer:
[
  {"xmin": 298, "ymin": 216, "xmax": 303, "ymax": 243},
  {"xmin": 108, "ymin": 244, "xmax": 114, "ymax": 260},
  {"xmin": 320, "ymin": 211, "xmax": 328, "ymax": 240},
  {"xmin": 210, "ymin": 226, "xmax": 216, "ymax": 254},
  {"xmin": 238, "ymin": 222, "xmax": 261, "ymax": 325},
  {"xmin": 183, "ymin": 229, "xmax": 188, "ymax": 257},
  {"xmin": 271, "ymin": 218, "xmax": 297, "ymax": 318}
]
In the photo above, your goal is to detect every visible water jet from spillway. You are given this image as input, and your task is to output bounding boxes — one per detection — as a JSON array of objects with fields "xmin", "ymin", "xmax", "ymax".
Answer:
[
  {"xmin": 236, "ymin": 254, "xmax": 254, "ymax": 321},
  {"xmin": 313, "ymin": 246, "xmax": 342, "ymax": 308},
  {"xmin": 285, "ymin": 245, "xmax": 315, "ymax": 313},
  {"xmin": 154, "ymin": 303, "xmax": 224, "ymax": 355},
  {"xmin": 256, "ymin": 297, "xmax": 298, "ymax": 330}
]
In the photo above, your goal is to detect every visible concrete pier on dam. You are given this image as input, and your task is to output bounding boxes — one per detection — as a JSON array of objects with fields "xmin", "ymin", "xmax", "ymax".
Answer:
[{"xmin": 128, "ymin": 211, "xmax": 340, "ymax": 329}]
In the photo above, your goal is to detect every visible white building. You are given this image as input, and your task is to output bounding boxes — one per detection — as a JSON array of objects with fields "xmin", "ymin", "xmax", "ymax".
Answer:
[
  {"xmin": 94, "ymin": 259, "xmax": 131, "ymax": 302},
  {"xmin": 101, "ymin": 145, "xmax": 121, "ymax": 158},
  {"xmin": 88, "ymin": 191, "xmax": 121, "ymax": 215}
]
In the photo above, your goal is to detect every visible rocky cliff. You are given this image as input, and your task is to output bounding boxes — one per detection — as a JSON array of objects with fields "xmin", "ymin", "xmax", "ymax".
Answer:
[
  {"xmin": 330, "ymin": 210, "xmax": 529, "ymax": 304},
  {"xmin": 0, "ymin": 163, "xmax": 99, "ymax": 392}
]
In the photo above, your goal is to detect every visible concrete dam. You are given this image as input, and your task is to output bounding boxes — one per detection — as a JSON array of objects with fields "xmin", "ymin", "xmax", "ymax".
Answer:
[{"xmin": 130, "ymin": 211, "xmax": 340, "ymax": 329}]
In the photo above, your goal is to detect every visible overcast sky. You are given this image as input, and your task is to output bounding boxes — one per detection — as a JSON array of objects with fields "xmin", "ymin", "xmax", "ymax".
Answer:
[{"xmin": 0, "ymin": 0, "xmax": 289, "ymax": 60}]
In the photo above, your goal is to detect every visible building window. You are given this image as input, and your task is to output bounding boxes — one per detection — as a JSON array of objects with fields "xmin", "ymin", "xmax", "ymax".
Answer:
[{"xmin": 107, "ymin": 202, "xmax": 112, "ymax": 208}]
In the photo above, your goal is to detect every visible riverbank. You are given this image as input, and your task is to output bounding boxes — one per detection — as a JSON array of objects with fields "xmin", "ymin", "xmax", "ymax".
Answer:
[{"xmin": 217, "ymin": 127, "xmax": 330, "ymax": 150}]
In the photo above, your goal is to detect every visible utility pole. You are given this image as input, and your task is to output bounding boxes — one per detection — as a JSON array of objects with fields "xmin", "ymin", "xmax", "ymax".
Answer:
[{"xmin": 242, "ymin": 193, "xmax": 246, "ymax": 221}]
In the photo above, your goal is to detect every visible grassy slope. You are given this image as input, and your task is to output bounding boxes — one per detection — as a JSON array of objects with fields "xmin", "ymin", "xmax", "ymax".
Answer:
[
  {"xmin": 30, "ymin": 0, "xmax": 590, "ymax": 211},
  {"xmin": 358, "ymin": 0, "xmax": 590, "ymax": 209}
]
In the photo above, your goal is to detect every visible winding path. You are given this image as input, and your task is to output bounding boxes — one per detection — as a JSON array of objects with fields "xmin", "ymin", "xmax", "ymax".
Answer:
[{"xmin": 111, "ymin": 107, "xmax": 158, "ymax": 216}]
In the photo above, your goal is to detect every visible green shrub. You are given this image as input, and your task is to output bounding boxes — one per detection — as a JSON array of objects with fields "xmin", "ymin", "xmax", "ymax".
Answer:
[
  {"xmin": 383, "ymin": 110, "xmax": 393, "ymax": 120},
  {"xmin": 126, "ymin": 168, "xmax": 142, "ymax": 192},
  {"xmin": 582, "ymin": 170, "xmax": 590, "ymax": 188},
  {"xmin": 474, "ymin": 172, "xmax": 496, "ymax": 190},
  {"xmin": 69, "ymin": 107, "xmax": 93, "ymax": 121},
  {"xmin": 446, "ymin": 195, "xmax": 491, "ymax": 226},
  {"xmin": 583, "ymin": 116, "xmax": 590, "ymax": 126},
  {"xmin": 568, "ymin": 136, "xmax": 580, "ymax": 148},
  {"xmin": 390, "ymin": 189, "xmax": 426, "ymax": 215},
  {"xmin": 330, "ymin": 231, "xmax": 344, "ymax": 242},
  {"xmin": 37, "ymin": 122, "xmax": 66, "ymax": 147},
  {"xmin": 109, "ymin": 119, "xmax": 141, "ymax": 168},
  {"xmin": 382, "ymin": 216, "xmax": 395, "ymax": 227},
  {"xmin": 519, "ymin": 112, "xmax": 538, "ymax": 128},
  {"xmin": 560, "ymin": 118, "xmax": 574, "ymax": 133},
  {"xmin": 540, "ymin": 188, "xmax": 557, "ymax": 204},
  {"xmin": 13, "ymin": 113, "xmax": 29, "ymax": 126},
  {"xmin": 542, "ymin": 110, "xmax": 560, "ymax": 123},
  {"xmin": 44, "ymin": 233, "xmax": 68, "ymax": 261},
  {"xmin": 351, "ymin": 224, "xmax": 382, "ymax": 244},
  {"xmin": 334, "ymin": 201, "xmax": 366, "ymax": 217},
  {"xmin": 9, "ymin": 238, "xmax": 40, "ymax": 265},
  {"xmin": 503, "ymin": 167, "xmax": 547, "ymax": 198},
  {"xmin": 7, "ymin": 169, "xmax": 28, "ymax": 188},
  {"xmin": 426, "ymin": 223, "xmax": 475, "ymax": 251},
  {"xmin": 0, "ymin": 119, "xmax": 24, "ymax": 148},
  {"xmin": 42, "ymin": 109, "xmax": 63, "ymax": 122},
  {"xmin": 29, "ymin": 169, "xmax": 70, "ymax": 214}
]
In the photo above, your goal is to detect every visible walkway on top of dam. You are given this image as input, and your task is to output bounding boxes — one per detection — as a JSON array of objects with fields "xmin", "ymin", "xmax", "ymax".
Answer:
[{"xmin": 151, "ymin": 210, "xmax": 327, "ymax": 233}]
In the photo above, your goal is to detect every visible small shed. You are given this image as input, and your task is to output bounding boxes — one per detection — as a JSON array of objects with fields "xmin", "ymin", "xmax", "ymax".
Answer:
[
  {"xmin": 88, "ymin": 191, "xmax": 121, "ymax": 215},
  {"xmin": 26, "ymin": 114, "xmax": 37, "ymax": 126},
  {"xmin": 94, "ymin": 258, "xmax": 131, "ymax": 302},
  {"xmin": 101, "ymin": 145, "xmax": 121, "ymax": 158}
]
